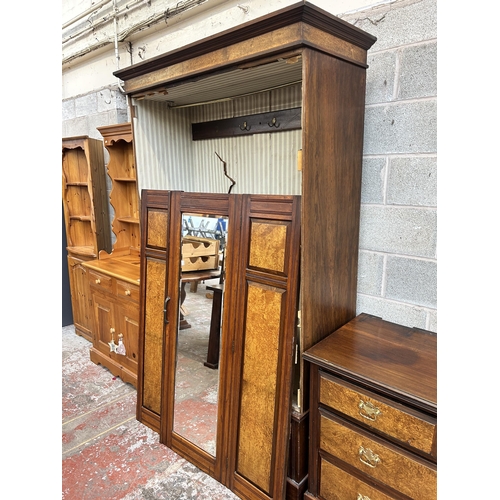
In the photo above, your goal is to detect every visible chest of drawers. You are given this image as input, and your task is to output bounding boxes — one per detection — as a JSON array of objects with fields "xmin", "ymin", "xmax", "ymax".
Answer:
[{"xmin": 303, "ymin": 313, "xmax": 437, "ymax": 500}]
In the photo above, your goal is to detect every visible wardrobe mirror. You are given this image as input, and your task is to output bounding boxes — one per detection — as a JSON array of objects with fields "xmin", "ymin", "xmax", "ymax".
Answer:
[{"xmin": 172, "ymin": 212, "xmax": 228, "ymax": 456}]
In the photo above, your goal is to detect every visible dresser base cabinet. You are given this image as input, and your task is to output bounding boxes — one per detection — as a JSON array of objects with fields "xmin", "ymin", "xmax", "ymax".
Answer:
[
  {"xmin": 303, "ymin": 313, "xmax": 437, "ymax": 500},
  {"xmin": 83, "ymin": 253, "xmax": 141, "ymax": 387}
]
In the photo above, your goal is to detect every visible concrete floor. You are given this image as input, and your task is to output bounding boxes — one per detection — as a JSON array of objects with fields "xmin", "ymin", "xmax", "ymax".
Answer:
[{"xmin": 62, "ymin": 323, "xmax": 239, "ymax": 499}]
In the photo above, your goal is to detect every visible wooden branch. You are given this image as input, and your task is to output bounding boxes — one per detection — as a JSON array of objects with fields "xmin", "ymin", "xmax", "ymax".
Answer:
[{"xmin": 215, "ymin": 152, "xmax": 236, "ymax": 194}]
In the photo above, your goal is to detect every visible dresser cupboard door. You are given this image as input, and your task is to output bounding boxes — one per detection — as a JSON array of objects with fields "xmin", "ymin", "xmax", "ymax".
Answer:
[
  {"xmin": 116, "ymin": 300, "xmax": 139, "ymax": 374},
  {"xmin": 228, "ymin": 194, "xmax": 301, "ymax": 500},
  {"xmin": 91, "ymin": 292, "xmax": 115, "ymax": 354},
  {"xmin": 67, "ymin": 255, "xmax": 93, "ymax": 340}
]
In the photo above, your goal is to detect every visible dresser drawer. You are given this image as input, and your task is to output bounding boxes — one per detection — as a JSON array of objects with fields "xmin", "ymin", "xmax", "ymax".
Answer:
[
  {"xmin": 319, "ymin": 372, "xmax": 436, "ymax": 457},
  {"xmin": 319, "ymin": 457, "xmax": 396, "ymax": 500},
  {"xmin": 88, "ymin": 270, "xmax": 113, "ymax": 292},
  {"xmin": 320, "ymin": 413, "xmax": 436, "ymax": 500},
  {"xmin": 116, "ymin": 279, "xmax": 140, "ymax": 303}
]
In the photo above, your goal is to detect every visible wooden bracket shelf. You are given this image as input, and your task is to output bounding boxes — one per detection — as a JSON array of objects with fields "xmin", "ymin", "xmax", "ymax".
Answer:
[{"xmin": 192, "ymin": 107, "xmax": 301, "ymax": 141}]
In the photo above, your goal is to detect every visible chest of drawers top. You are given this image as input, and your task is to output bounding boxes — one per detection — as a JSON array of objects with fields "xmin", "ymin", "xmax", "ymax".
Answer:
[{"xmin": 303, "ymin": 313, "xmax": 436, "ymax": 415}]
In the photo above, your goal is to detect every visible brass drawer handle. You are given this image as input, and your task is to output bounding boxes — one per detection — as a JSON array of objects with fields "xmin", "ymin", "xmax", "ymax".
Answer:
[
  {"xmin": 359, "ymin": 446, "xmax": 381, "ymax": 468},
  {"xmin": 357, "ymin": 494, "xmax": 371, "ymax": 500},
  {"xmin": 358, "ymin": 399, "xmax": 382, "ymax": 421},
  {"xmin": 95, "ymin": 278, "xmax": 101, "ymax": 284},
  {"xmin": 125, "ymin": 289, "xmax": 131, "ymax": 296}
]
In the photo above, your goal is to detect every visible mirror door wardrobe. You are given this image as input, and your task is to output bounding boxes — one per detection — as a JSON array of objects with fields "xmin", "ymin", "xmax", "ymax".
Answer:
[
  {"xmin": 163, "ymin": 192, "xmax": 236, "ymax": 480},
  {"xmin": 137, "ymin": 190, "xmax": 301, "ymax": 498},
  {"xmin": 173, "ymin": 211, "xmax": 228, "ymax": 456}
]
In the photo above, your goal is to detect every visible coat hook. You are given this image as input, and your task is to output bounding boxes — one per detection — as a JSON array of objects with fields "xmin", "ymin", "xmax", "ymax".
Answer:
[
  {"xmin": 268, "ymin": 117, "xmax": 280, "ymax": 128},
  {"xmin": 239, "ymin": 121, "xmax": 251, "ymax": 131}
]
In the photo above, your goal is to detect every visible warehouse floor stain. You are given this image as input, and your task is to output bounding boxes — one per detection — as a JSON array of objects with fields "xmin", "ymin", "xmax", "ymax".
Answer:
[{"xmin": 62, "ymin": 324, "xmax": 239, "ymax": 499}]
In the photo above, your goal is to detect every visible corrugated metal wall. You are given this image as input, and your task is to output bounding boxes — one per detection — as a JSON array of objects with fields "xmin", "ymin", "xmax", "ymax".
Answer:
[{"xmin": 133, "ymin": 84, "xmax": 302, "ymax": 196}]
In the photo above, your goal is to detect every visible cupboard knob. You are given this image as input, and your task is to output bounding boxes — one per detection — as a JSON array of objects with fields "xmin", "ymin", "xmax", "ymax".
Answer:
[
  {"xmin": 95, "ymin": 278, "xmax": 101, "ymax": 284},
  {"xmin": 357, "ymin": 494, "xmax": 371, "ymax": 500},
  {"xmin": 125, "ymin": 289, "xmax": 131, "ymax": 295}
]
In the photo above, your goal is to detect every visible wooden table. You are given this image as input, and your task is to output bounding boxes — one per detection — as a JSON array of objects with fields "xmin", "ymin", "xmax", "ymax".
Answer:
[
  {"xmin": 178, "ymin": 269, "xmax": 222, "ymax": 369},
  {"xmin": 178, "ymin": 268, "xmax": 221, "ymax": 324},
  {"xmin": 204, "ymin": 283, "xmax": 224, "ymax": 369}
]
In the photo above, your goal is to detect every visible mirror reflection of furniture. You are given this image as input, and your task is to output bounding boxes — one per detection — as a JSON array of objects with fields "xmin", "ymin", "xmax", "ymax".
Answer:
[
  {"xmin": 173, "ymin": 213, "xmax": 228, "ymax": 456},
  {"xmin": 204, "ymin": 283, "xmax": 223, "ymax": 369},
  {"xmin": 179, "ymin": 269, "xmax": 221, "ymax": 330}
]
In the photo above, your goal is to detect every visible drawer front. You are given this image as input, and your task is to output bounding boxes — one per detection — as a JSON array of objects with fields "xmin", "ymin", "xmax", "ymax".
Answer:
[
  {"xmin": 320, "ymin": 414, "xmax": 437, "ymax": 500},
  {"xmin": 319, "ymin": 457, "xmax": 396, "ymax": 500},
  {"xmin": 320, "ymin": 373, "xmax": 436, "ymax": 456},
  {"xmin": 88, "ymin": 270, "xmax": 113, "ymax": 293},
  {"xmin": 116, "ymin": 280, "xmax": 140, "ymax": 303}
]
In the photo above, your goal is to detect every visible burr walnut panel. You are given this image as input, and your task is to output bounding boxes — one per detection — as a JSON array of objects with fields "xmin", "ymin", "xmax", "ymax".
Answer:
[
  {"xmin": 147, "ymin": 209, "xmax": 168, "ymax": 249},
  {"xmin": 236, "ymin": 283, "xmax": 284, "ymax": 493},
  {"xmin": 137, "ymin": 190, "xmax": 172, "ymax": 435},
  {"xmin": 143, "ymin": 258, "xmax": 167, "ymax": 415},
  {"xmin": 248, "ymin": 221, "xmax": 287, "ymax": 274}
]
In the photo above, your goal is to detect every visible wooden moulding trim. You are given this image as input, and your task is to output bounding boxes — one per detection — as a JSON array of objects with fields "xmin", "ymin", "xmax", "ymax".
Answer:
[
  {"xmin": 115, "ymin": 2, "xmax": 375, "ymax": 81},
  {"xmin": 115, "ymin": 2, "xmax": 376, "ymax": 95},
  {"xmin": 62, "ymin": 137, "xmax": 89, "ymax": 150},
  {"xmin": 123, "ymin": 24, "xmax": 303, "ymax": 96},
  {"xmin": 97, "ymin": 123, "xmax": 133, "ymax": 144}
]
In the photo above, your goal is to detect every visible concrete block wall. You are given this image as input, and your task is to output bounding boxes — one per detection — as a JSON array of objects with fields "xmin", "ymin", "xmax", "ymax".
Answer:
[
  {"xmin": 346, "ymin": 0, "xmax": 437, "ymax": 332},
  {"xmin": 62, "ymin": 85, "xmax": 130, "ymax": 244},
  {"xmin": 62, "ymin": 86, "xmax": 129, "ymax": 139},
  {"xmin": 60, "ymin": 0, "xmax": 438, "ymax": 333}
]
